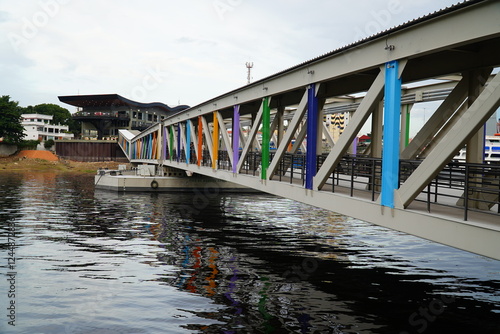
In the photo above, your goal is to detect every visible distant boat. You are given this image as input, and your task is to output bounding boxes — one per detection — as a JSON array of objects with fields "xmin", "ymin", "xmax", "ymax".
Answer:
[{"xmin": 454, "ymin": 135, "xmax": 500, "ymax": 163}]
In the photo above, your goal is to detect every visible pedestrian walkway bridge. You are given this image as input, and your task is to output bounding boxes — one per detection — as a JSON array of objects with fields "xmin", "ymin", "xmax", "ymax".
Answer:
[{"xmin": 117, "ymin": 0, "xmax": 500, "ymax": 260}]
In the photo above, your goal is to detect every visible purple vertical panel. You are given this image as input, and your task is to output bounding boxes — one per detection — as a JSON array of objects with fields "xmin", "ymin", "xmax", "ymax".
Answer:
[
  {"xmin": 232, "ymin": 105, "xmax": 240, "ymax": 173},
  {"xmin": 163, "ymin": 126, "xmax": 167, "ymax": 160}
]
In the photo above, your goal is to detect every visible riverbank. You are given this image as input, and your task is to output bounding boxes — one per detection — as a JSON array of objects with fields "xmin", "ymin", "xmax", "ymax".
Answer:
[{"xmin": 0, "ymin": 150, "xmax": 121, "ymax": 173}]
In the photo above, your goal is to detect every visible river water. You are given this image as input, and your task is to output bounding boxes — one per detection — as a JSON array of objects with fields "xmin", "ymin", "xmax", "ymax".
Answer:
[{"xmin": 0, "ymin": 172, "xmax": 499, "ymax": 334}]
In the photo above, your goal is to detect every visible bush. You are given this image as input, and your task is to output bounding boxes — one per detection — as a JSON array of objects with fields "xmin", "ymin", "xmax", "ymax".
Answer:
[
  {"xmin": 17, "ymin": 140, "xmax": 40, "ymax": 150},
  {"xmin": 44, "ymin": 139, "xmax": 55, "ymax": 150}
]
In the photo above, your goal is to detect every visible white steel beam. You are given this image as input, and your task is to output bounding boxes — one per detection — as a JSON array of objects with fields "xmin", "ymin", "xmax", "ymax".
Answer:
[
  {"xmin": 201, "ymin": 116, "xmax": 213, "ymax": 161},
  {"xmin": 322, "ymin": 122, "xmax": 335, "ymax": 147},
  {"xmin": 163, "ymin": 126, "xmax": 172, "ymax": 160},
  {"xmin": 270, "ymin": 111, "xmax": 280, "ymax": 137},
  {"xmin": 187, "ymin": 120, "xmax": 199, "ymax": 160},
  {"xmin": 418, "ymin": 103, "xmax": 468, "ymax": 159},
  {"xmin": 466, "ymin": 70, "xmax": 490, "ymax": 164},
  {"xmin": 172, "ymin": 125, "xmax": 178, "ymax": 158},
  {"xmin": 236, "ymin": 103, "xmax": 264, "ymax": 172},
  {"xmin": 294, "ymin": 123, "xmax": 308, "ymax": 154},
  {"xmin": 397, "ymin": 73, "xmax": 500, "ymax": 208},
  {"xmin": 179, "ymin": 123, "xmax": 188, "ymax": 161},
  {"xmin": 401, "ymin": 77, "xmax": 469, "ymax": 159},
  {"xmin": 276, "ymin": 106, "xmax": 285, "ymax": 147},
  {"xmin": 216, "ymin": 112, "xmax": 234, "ymax": 167},
  {"xmin": 314, "ymin": 69, "xmax": 386, "ymax": 190},
  {"xmin": 267, "ymin": 90, "xmax": 308, "ymax": 178},
  {"xmin": 239, "ymin": 125, "xmax": 247, "ymax": 148}
]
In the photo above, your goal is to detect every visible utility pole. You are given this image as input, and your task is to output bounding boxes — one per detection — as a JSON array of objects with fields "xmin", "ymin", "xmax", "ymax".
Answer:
[{"xmin": 246, "ymin": 62, "xmax": 253, "ymax": 84}]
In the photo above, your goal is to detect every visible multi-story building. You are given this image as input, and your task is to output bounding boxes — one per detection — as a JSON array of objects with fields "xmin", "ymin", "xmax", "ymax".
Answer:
[
  {"xmin": 21, "ymin": 114, "xmax": 74, "ymax": 143},
  {"xmin": 58, "ymin": 94, "xmax": 189, "ymax": 140}
]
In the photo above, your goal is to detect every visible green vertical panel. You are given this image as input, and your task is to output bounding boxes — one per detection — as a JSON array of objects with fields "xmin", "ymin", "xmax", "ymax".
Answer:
[
  {"xmin": 261, "ymin": 97, "xmax": 270, "ymax": 180},
  {"xmin": 405, "ymin": 105, "xmax": 410, "ymax": 147}
]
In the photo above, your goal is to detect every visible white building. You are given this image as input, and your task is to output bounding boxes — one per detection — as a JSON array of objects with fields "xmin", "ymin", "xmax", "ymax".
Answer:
[{"xmin": 21, "ymin": 114, "xmax": 74, "ymax": 143}]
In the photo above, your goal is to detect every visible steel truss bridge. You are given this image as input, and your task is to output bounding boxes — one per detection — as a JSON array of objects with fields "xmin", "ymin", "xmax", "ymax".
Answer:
[{"xmin": 118, "ymin": 0, "xmax": 500, "ymax": 260}]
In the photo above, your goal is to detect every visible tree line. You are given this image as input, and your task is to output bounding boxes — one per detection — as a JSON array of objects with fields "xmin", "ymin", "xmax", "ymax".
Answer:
[{"xmin": 0, "ymin": 95, "xmax": 79, "ymax": 144}]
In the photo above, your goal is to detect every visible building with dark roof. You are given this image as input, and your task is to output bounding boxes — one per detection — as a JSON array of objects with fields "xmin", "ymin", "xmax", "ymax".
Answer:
[{"xmin": 59, "ymin": 94, "xmax": 189, "ymax": 140}]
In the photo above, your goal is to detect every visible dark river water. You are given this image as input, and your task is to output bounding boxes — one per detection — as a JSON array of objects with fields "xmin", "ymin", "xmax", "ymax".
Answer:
[{"xmin": 0, "ymin": 172, "xmax": 499, "ymax": 334}]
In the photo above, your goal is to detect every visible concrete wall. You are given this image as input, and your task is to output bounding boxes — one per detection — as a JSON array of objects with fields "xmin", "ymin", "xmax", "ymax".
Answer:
[
  {"xmin": 0, "ymin": 143, "xmax": 18, "ymax": 157},
  {"xmin": 55, "ymin": 140, "xmax": 128, "ymax": 162}
]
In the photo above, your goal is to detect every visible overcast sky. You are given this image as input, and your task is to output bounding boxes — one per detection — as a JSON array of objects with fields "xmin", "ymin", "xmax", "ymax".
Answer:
[{"xmin": 0, "ymin": 0, "xmax": 468, "ymax": 112}]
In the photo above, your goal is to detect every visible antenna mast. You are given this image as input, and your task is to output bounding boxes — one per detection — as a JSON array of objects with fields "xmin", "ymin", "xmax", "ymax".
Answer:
[{"xmin": 245, "ymin": 62, "xmax": 254, "ymax": 84}]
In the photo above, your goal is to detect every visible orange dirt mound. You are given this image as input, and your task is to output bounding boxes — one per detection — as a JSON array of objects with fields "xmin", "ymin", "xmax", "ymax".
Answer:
[{"xmin": 17, "ymin": 150, "xmax": 59, "ymax": 161}]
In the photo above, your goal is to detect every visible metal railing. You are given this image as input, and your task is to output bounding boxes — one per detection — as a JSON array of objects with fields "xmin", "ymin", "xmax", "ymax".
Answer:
[
  {"xmin": 267, "ymin": 152, "xmax": 499, "ymax": 220},
  {"xmin": 161, "ymin": 147, "xmax": 499, "ymax": 220},
  {"xmin": 413, "ymin": 161, "xmax": 500, "ymax": 220}
]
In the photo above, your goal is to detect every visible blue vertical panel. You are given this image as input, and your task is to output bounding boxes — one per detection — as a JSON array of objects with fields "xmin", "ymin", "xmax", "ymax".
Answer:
[
  {"xmin": 177, "ymin": 123, "xmax": 181, "ymax": 163},
  {"xmin": 305, "ymin": 83, "xmax": 318, "ymax": 190},
  {"xmin": 148, "ymin": 134, "xmax": 152, "ymax": 159},
  {"xmin": 381, "ymin": 60, "xmax": 402, "ymax": 208},
  {"xmin": 186, "ymin": 121, "xmax": 191, "ymax": 163}
]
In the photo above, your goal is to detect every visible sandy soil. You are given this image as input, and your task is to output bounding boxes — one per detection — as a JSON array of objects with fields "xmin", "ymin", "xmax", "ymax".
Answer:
[{"xmin": 0, "ymin": 150, "xmax": 122, "ymax": 173}]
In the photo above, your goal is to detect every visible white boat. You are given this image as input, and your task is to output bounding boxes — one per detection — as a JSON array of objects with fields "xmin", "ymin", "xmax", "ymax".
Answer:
[
  {"xmin": 454, "ymin": 135, "xmax": 500, "ymax": 163},
  {"xmin": 95, "ymin": 165, "xmax": 258, "ymax": 192}
]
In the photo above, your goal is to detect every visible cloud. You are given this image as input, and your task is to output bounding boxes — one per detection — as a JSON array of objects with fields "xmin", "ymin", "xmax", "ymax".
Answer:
[
  {"xmin": 0, "ymin": 10, "xmax": 10, "ymax": 22},
  {"xmin": 0, "ymin": 0, "xmax": 468, "ymax": 108}
]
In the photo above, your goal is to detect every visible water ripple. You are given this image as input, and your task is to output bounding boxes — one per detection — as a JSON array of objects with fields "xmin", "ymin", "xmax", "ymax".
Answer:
[{"xmin": 0, "ymin": 173, "xmax": 499, "ymax": 333}]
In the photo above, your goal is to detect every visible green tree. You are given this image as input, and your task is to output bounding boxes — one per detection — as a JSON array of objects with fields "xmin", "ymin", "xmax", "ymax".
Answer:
[
  {"xmin": 0, "ymin": 95, "xmax": 25, "ymax": 143},
  {"xmin": 31, "ymin": 103, "xmax": 80, "ymax": 135},
  {"xmin": 44, "ymin": 139, "xmax": 55, "ymax": 150}
]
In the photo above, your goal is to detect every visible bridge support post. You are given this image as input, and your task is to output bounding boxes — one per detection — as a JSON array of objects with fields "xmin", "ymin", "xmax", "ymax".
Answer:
[
  {"xmin": 400, "ymin": 104, "xmax": 413, "ymax": 150},
  {"xmin": 261, "ymin": 97, "xmax": 271, "ymax": 180},
  {"xmin": 306, "ymin": 84, "xmax": 319, "ymax": 189},
  {"xmin": 233, "ymin": 105, "xmax": 240, "ymax": 173},
  {"xmin": 371, "ymin": 101, "xmax": 383, "ymax": 158},
  {"xmin": 177, "ymin": 123, "xmax": 181, "ymax": 163},
  {"xmin": 466, "ymin": 70, "xmax": 488, "ymax": 164},
  {"xmin": 162, "ymin": 126, "xmax": 167, "ymax": 162},
  {"xmin": 381, "ymin": 60, "xmax": 403, "ymax": 208},
  {"xmin": 169, "ymin": 125, "xmax": 174, "ymax": 161},
  {"xmin": 212, "ymin": 111, "xmax": 219, "ymax": 169},
  {"xmin": 276, "ymin": 104, "xmax": 284, "ymax": 147},
  {"xmin": 186, "ymin": 121, "xmax": 191, "ymax": 163}
]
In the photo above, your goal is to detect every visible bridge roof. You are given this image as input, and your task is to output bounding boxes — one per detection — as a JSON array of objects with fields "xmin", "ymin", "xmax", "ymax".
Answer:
[
  {"xmin": 58, "ymin": 94, "xmax": 189, "ymax": 114},
  {"xmin": 274, "ymin": 0, "xmax": 486, "ymax": 77}
]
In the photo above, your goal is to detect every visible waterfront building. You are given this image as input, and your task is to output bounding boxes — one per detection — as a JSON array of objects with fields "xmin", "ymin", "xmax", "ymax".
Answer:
[
  {"xmin": 21, "ymin": 113, "xmax": 74, "ymax": 144},
  {"xmin": 58, "ymin": 94, "xmax": 189, "ymax": 140}
]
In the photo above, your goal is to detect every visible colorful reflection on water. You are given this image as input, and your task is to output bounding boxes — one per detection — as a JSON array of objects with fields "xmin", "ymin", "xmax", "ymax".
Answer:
[{"xmin": 0, "ymin": 172, "xmax": 499, "ymax": 333}]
